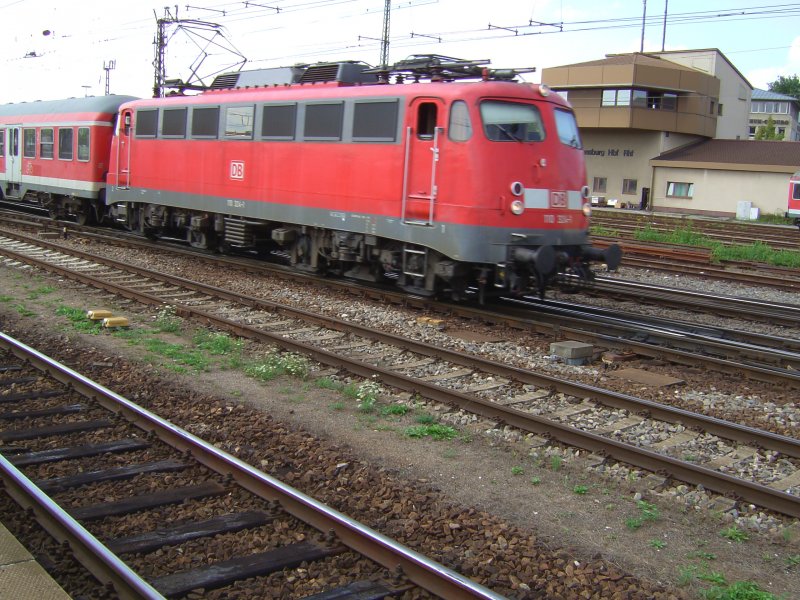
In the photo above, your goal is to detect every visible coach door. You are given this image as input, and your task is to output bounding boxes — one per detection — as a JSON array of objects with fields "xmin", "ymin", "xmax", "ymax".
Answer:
[
  {"xmin": 5, "ymin": 126, "xmax": 22, "ymax": 197},
  {"xmin": 402, "ymin": 98, "xmax": 444, "ymax": 225},
  {"xmin": 116, "ymin": 109, "xmax": 133, "ymax": 189}
]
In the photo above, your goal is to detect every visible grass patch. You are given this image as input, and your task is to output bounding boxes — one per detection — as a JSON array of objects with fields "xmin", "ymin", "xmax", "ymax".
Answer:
[
  {"xmin": 699, "ymin": 580, "xmax": 777, "ymax": 600},
  {"xmin": 511, "ymin": 466, "xmax": 525, "ymax": 476},
  {"xmin": 404, "ymin": 424, "xmax": 458, "ymax": 440},
  {"xmin": 55, "ymin": 305, "xmax": 102, "ymax": 333},
  {"xmin": 625, "ymin": 500, "xmax": 660, "ymax": 530},
  {"xmin": 142, "ymin": 338, "xmax": 210, "ymax": 371},
  {"xmin": 380, "ymin": 404, "xmax": 410, "ymax": 416},
  {"xmin": 573, "ymin": 484, "xmax": 589, "ymax": 495},
  {"xmin": 0, "ymin": 295, "xmax": 12, "ymax": 302},
  {"xmin": 633, "ymin": 224, "xmax": 800, "ymax": 268},
  {"xmin": 649, "ymin": 539, "xmax": 666, "ymax": 550},
  {"xmin": 245, "ymin": 352, "xmax": 310, "ymax": 382},
  {"xmin": 549, "ymin": 455, "xmax": 563, "ymax": 472},
  {"xmin": 720, "ymin": 526, "xmax": 749, "ymax": 543},
  {"xmin": 27, "ymin": 285, "xmax": 56, "ymax": 299}
]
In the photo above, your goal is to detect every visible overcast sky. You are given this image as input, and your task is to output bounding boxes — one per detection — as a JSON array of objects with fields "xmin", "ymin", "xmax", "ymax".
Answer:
[{"xmin": 1, "ymin": 0, "xmax": 799, "ymax": 103}]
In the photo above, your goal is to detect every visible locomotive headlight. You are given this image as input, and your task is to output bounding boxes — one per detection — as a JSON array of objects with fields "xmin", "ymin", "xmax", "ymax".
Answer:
[
  {"xmin": 510, "ymin": 199, "xmax": 525, "ymax": 215},
  {"xmin": 582, "ymin": 202, "xmax": 592, "ymax": 217},
  {"xmin": 538, "ymin": 84, "xmax": 551, "ymax": 97},
  {"xmin": 510, "ymin": 181, "xmax": 524, "ymax": 197}
]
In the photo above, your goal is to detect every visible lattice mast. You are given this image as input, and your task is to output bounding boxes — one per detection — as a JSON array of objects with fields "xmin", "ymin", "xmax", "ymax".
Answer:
[{"xmin": 379, "ymin": 0, "xmax": 390, "ymax": 68}]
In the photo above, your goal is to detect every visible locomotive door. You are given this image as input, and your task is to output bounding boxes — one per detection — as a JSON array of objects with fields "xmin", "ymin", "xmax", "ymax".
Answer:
[
  {"xmin": 116, "ymin": 109, "xmax": 133, "ymax": 189},
  {"xmin": 402, "ymin": 98, "xmax": 444, "ymax": 225},
  {"xmin": 5, "ymin": 126, "xmax": 22, "ymax": 197}
]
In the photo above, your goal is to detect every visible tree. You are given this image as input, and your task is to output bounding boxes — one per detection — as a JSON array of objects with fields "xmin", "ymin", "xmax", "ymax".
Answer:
[
  {"xmin": 768, "ymin": 74, "xmax": 800, "ymax": 100},
  {"xmin": 754, "ymin": 115, "xmax": 784, "ymax": 140}
]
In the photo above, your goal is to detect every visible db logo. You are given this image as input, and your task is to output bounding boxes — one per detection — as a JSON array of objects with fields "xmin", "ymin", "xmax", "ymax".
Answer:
[
  {"xmin": 550, "ymin": 190, "xmax": 567, "ymax": 208},
  {"xmin": 230, "ymin": 160, "xmax": 245, "ymax": 180}
]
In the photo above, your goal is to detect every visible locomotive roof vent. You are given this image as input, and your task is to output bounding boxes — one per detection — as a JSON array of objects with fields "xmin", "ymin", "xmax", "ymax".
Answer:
[
  {"xmin": 299, "ymin": 61, "xmax": 378, "ymax": 84},
  {"xmin": 209, "ymin": 61, "xmax": 377, "ymax": 90}
]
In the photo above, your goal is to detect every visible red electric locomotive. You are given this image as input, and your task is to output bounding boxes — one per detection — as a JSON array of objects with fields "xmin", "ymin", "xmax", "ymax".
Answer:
[
  {"xmin": 789, "ymin": 171, "xmax": 800, "ymax": 229},
  {"xmin": 0, "ymin": 95, "xmax": 137, "ymax": 222}
]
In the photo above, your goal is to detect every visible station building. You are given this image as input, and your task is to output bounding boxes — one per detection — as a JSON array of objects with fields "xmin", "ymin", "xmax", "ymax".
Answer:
[{"xmin": 542, "ymin": 49, "xmax": 800, "ymax": 218}]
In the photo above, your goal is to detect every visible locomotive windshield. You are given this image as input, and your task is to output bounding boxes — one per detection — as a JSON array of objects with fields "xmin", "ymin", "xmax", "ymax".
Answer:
[
  {"xmin": 554, "ymin": 108, "xmax": 582, "ymax": 149},
  {"xmin": 480, "ymin": 101, "xmax": 544, "ymax": 142}
]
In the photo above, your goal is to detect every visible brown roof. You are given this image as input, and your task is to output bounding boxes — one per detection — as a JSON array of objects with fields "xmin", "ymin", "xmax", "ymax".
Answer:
[
  {"xmin": 555, "ymin": 53, "xmax": 701, "ymax": 73},
  {"xmin": 653, "ymin": 139, "xmax": 800, "ymax": 168}
]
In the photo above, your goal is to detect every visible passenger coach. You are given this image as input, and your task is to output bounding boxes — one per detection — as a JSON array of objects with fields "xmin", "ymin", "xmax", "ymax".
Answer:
[{"xmin": 0, "ymin": 96, "xmax": 136, "ymax": 222}]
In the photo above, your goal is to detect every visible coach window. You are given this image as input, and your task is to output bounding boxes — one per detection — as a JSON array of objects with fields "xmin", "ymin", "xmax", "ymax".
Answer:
[
  {"xmin": 304, "ymin": 102, "xmax": 344, "ymax": 141},
  {"xmin": 480, "ymin": 101, "xmax": 544, "ymax": 142},
  {"xmin": 162, "ymin": 108, "xmax": 187, "ymax": 138},
  {"xmin": 23, "ymin": 128, "xmax": 36, "ymax": 158},
  {"xmin": 191, "ymin": 107, "xmax": 220, "ymax": 138},
  {"xmin": 352, "ymin": 100, "xmax": 398, "ymax": 142},
  {"xmin": 40, "ymin": 128, "xmax": 54, "ymax": 159},
  {"xmin": 58, "ymin": 128, "xmax": 74, "ymax": 160},
  {"xmin": 77, "ymin": 127, "xmax": 90, "ymax": 161},
  {"xmin": 224, "ymin": 106, "xmax": 254, "ymax": 139},
  {"xmin": 261, "ymin": 104, "xmax": 297, "ymax": 140},
  {"xmin": 448, "ymin": 100, "xmax": 472, "ymax": 142},
  {"xmin": 135, "ymin": 109, "xmax": 158, "ymax": 137},
  {"xmin": 0, "ymin": 130, "xmax": 4, "ymax": 156}
]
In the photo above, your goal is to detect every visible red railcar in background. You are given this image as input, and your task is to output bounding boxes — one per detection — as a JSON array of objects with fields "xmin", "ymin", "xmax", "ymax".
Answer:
[
  {"xmin": 0, "ymin": 96, "xmax": 136, "ymax": 222},
  {"xmin": 788, "ymin": 171, "xmax": 800, "ymax": 229}
]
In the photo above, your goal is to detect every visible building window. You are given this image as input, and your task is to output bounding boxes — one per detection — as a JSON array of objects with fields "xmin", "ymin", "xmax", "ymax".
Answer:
[
  {"xmin": 593, "ymin": 177, "xmax": 607, "ymax": 193},
  {"xmin": 58, "ymin": 128, "xmax": 73, "ymax": 160},
  {"xmin": 23, "ymin": 128, "xmax": 36, "ymax": 158},
  {"xmin": 622, "ymin": 179, "xmax": 637, "ymax": 195},
  {"xmin": 40, "ymin": 128, "xmax": 54, "ymax": 158},
  {"xmin": 717, "ymin": 103, "xmax": 724, "ymax": 116},
  {"xmin": 748, "ymin": 126, "xmax": 756, "ymax": 138},
  {"xmin": 602, "ymin": 89, "xmax": 631, "ymax": 107},
  {"xmin": 666, "ymin": 181, "xmax": 693, "ymax": 198},
  {"xmin": 710, "ymin": 100, "xmax": 716, "ymax": 115},
  {"xmin": 224, "ymin": 105, "xmax": 254, "ymax": 139},
  {"xmin": 77, "ymin": 127, "xmax": 90, "ymax": 161}
]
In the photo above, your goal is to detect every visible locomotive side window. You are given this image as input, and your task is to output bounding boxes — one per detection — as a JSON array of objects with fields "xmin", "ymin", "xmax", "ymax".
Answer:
[
  {"xmin": 352, "ymin": 100, "xmax": 398, "ymax": 142},
  {"xmin": 261, "ymin": 104, "xmax": 297, "ymax": 139},
  {"xmin": 162, "ymin": 108, "xmax": 187, "ymax": 138},
  {"xmin": 224, "ymin": 105, "xmax": 254, "ymax": 139},
  {"xmin": 480, "ymin": 101, "xmax": 544, "ymax": 142},
  {"xmin": 793, "ymin": 183, "xmax": 800, "ymax": 200},
  {"xmin": 77, "ymin": 127, "xmax": 90, "ymax": 161},
  {"xmin": 554, "ymin": 108, "xmax": 582, "ymax": 148},
  {"xmin": 416, "ymin": 103, "xmax": 437, "ymax": 139},
  {"xmin": 135, "ymin": 109, "xmax": 158, "ymax": 137},
  {"xmin": 304, "ymin": 102, "xmax": 344, "ymax": 140},
  {"xmin": 191, "ymin": 107, "xmax": 220, "ymax": 138},
  {"xmin": 58, "ymin": 128, "xmax": 73, "ymax": 160},
  {"xmin": 40, "ymin": 128, "xmax": 54, "ymax": 159},
  {"xmin": 23, "ymin": 128, "xmax": 36, "ymax": 158},
  {"xmin": 448, "ymin": 100, "xmax": 472, "ymax": 142}
]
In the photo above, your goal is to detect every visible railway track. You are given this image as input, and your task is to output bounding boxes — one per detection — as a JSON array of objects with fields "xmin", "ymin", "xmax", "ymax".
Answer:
[
  {"xmin": 0, "ymin": 231, "xmax": 798, "ymax": 519},
  {"xmin": 591, "ymin": 210, "xmax": 800, "ymax": 251},
  {"xmin": 0, "ymin": 332, "xmax": 504, "ymax": 599}
]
